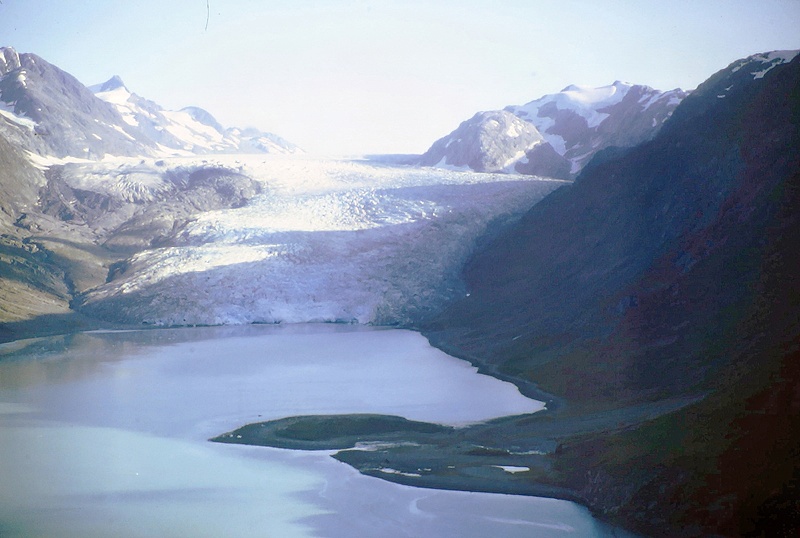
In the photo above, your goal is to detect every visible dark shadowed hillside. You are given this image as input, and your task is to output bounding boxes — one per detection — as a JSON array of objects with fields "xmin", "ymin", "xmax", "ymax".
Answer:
[{"xmin": 424, "ymin": 51, "xmax": 800, "ymax": 536}]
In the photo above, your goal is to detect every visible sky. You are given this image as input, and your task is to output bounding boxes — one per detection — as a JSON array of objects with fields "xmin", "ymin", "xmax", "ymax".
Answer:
[{"xmin": 1, "ymin": 1, "xmax": 798, "ymax": 155}]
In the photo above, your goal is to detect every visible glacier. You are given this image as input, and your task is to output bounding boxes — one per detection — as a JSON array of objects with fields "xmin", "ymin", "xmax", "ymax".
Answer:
[{"xmin": 78, "ymin": 156, "xmax": 568, "ymax": 327}]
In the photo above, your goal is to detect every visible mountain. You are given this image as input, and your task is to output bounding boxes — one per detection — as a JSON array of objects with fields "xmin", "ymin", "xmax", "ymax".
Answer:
[
  {"xmin": 423, "ymin": 50, "xmax": 800, "ymax": 536},
  {"xmin": 0, "ymin": 46, "xmax": 301, "ymax": 160},
  {"xmin": 0, "ymin": 47, "xmax": 152, "ymax": 158},
  {"xmin": 0, "ymin": 47, "xmax": 299, "ymax": 338},
  {"xmin": 2, "ymin": 44, "xmax": 797, "ymax": 535},
  {"xmin": 417, "ymin": 110, "xmax": 571, "ymax": 178},
  {"xmin": 0, "ymin": 133, "xmax": 43, "ymax": 230},
  {"xmin": 506, "ymin": 81, "xmax": 688, "ymax": 175},
  {"xmin": 420, "ymin": 81, "xmax": 687, "ymax": 178},
  {"xmin": 90, "ymin": 75, "xmax": 301, "ymax": 155},
  {"xmin": 0, "ymin": 131, "xmax": 75, "ymax": 326}
]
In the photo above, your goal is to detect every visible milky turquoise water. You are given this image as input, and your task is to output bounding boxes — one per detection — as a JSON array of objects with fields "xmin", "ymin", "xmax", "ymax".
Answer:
[{"xmin": 0, "ymin": 325, "xmax": 628, "ymax": 537}]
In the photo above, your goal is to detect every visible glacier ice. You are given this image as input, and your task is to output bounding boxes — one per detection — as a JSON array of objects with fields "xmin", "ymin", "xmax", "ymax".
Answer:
[{"xmin": 79, "ymin": 156, "xmax": 568, "ymax": 326}]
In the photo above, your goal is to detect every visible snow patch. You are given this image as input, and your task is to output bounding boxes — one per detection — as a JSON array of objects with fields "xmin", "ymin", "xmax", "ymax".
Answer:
[
  {"xmin": 0, "ymin": 102, "xmax": 37, "ymax": 130},
  {"xmin": 377, "ymin": 468, "xmax": 423, "ymax": 478},
  {"xmin": 109, "ymin": 123, "xmax": 136, "ymax": 141},
  {"xmin": 514, "ymin": 81, "xmax": 631, "ymax": 130},
  {"xmin": 431, "ymin": 157, "xmax": 471, "ymax": 172},
  {"xmin": 734, "ymin": 50, "xmax": 799, "ymax": 79},
  {"xmin": 501, "ymin": 140, "xmax": 542, "ymax": 172},
  {"xmin": 640, "ymin": 91, "xmax": 667, "ymax": 111},
  {"xmin": 24, "ymin": 151, "xmax": 93, "ymax": 169},
  {"xmin": 505, "ymin": 123, "xmax": 521, "ymax": 137},
  {"xmin": 95, "ymin": 86, "xmax": 134, "ymax": 106},
  {"xmin": 162, "ymin": 109, "xmax": 226, "ymax": 150},
  {"xmin": 493, "ymin": 465, "xmax": 529, "ymax": 474}
]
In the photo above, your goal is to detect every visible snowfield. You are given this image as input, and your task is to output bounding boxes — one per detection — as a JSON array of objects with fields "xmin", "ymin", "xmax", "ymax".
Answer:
[{"xmin": 79, "ymin": 156, "xmax": 568, "ymax": 326}]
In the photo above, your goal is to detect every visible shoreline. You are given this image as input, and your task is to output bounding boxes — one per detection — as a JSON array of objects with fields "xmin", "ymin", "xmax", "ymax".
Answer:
[
  {"xmin": 420, "ymin": 328, "xmax": 566, "ymax": 414},
  {"xmin": 1, "ymin": 317, "xmax": 660, "ymax": 536}
]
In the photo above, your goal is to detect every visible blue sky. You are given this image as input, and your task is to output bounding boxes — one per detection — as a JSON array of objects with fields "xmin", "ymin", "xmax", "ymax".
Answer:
[{"xmin": 1, "ymin": 1, "xmax": 798, "ymax": 155}]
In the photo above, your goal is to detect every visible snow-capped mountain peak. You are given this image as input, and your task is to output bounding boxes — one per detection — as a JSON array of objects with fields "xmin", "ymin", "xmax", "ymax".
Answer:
[
  {"xmin": 92, "ymin": 79, "xmax": 134, "ymax": 109},
  {"xmin": 731, "ymin": 49, "xmax": 799, "ymax": 79},
  {"xmin": 0, "ymin": 46, "xmax": 302, "ymax": 161},
  {"xmin": 556, "ymin": 80, "xmax": 631, "ymax": 110},
  {"xmin": 1, "ymin": 48, "xmax": 301, "ymax": 160},
  {"xmin": 420, "ymin": 78, "xmax": 687, "ymax": 179},
  {"xmin": 0, "ymin": 47, "xmax": 22, "ymax": 75},
  {"xmin": 89, "ymin": 75, "xmax": 128, "ymax": 93},
  {"xmin": 504, "ymin": 81, "xmax": 688, "ymax": 174},
  {"xmin": 0, "ymin": 48, "xmax": 151, "ymax": 158},
  {"xmin": 532, "ymin": 81, "xmax": 633, "ymax": 130},
  {"xmin": 89, "ymin": 76, "xmax": 302, "ymax": 156},
  {"xmin": 181, "ymin": 106, "xmax": 225, "ymax": 132},
  {"xmin": 670, "ymin": 49, "xmax": 799, "ymax": 110}
]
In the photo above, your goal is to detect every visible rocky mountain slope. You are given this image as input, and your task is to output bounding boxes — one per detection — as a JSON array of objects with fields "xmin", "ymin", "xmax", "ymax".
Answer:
[
  {"xmin": 417, "ymin": 110, "xmax": 571, "ymax": 178},
  {"xmin": 0, "ymin": 135, "xmax": 69, "ymax": 326},
  {"xmin": 0, "ymin": 47, "xmax": 149, "ymax": 158},
  {"xmin": 507, "ymin": 81, "xmax": 687, "ymax": 175},
  {"xmin": 90, "ymin": 75, "xmax": 300, "ymax": 156},
  {"xmin": 0, "ymin": 46, "xmax": 300, "ymax": 160},
  {"xmin": 420, "ymin": 81, "xmax": 687, "ymax": 178},
  {"xmin": 423, "ymin": 50, "xmax": 800, "ymax": 536},
  {"xmin": 0, "ymin": 46, "xmax": 300, "ymax": 340}
]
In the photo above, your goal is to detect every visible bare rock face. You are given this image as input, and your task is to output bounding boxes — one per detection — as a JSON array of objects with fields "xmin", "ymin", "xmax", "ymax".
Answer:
[
  {"xmin": 0, "ymin": 134, "xmax": 44, "ymax": 231},
  {"xmin": 104, "ymin": 166, "xmax": 262, "ymax": 252},
  {"xmin": 513, "ymin": 141, "xmax": 571, "ymax": 178},
  {"xmin": 418, "ymin": 110, "xmax": 570, "ymax": 178}
]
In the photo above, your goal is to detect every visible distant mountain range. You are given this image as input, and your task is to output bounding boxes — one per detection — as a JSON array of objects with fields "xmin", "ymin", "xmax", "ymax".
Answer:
[
  {"xmin": 89, "ymin": 74, "xmax": 300, "ymax": 156},
  {"xmin": 0, "ymin": 46, "xmax": 301, "ymax": 160},
  {"xmin": 419, "ymin": 81, "xmax": 688, "ymax": 178}
]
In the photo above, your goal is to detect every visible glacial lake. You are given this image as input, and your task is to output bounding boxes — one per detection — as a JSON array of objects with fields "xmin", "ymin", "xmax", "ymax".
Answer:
[{"xmin": 0, "ymin": 324, "xmax": 628, "ymax": 537}]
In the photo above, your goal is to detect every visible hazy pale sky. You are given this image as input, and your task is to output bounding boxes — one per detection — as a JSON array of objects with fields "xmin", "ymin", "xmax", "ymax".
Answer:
[{"xmin": 1, "ymin": 1, "xmax": 798, "ymax": 155}]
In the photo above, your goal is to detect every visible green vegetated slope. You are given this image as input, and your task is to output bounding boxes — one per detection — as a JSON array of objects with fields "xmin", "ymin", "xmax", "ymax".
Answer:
[{"xmin": 423, "ymin": 54, "xmax": 800, "ymax": 536}]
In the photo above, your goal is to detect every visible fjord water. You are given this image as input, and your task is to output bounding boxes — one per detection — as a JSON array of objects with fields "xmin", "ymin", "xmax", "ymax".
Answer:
[{"xmin": 0, "ymin": 325, "xmax": 625, "ymax": 537}]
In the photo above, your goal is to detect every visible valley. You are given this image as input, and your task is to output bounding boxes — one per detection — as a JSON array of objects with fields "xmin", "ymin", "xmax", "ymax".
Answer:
[
  {"xmin": 1, "ymin": 41, "xmax": 798, "ymax": 537},
  {"xmin": 1, "ymin": 153, "xmax": 568, "ymax": 338}
]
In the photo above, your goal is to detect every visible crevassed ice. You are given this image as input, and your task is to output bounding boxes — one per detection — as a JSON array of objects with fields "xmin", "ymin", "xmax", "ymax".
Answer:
[{"xmin": 83, "ymin": 156, "xmax": 567, "ymax": 326}]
